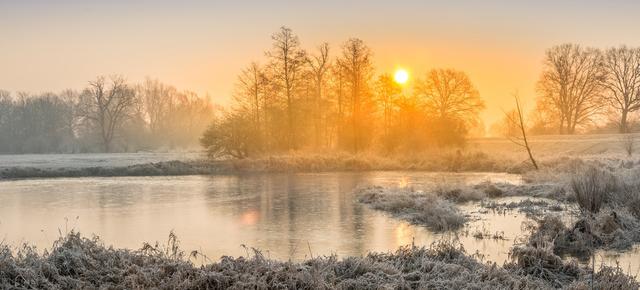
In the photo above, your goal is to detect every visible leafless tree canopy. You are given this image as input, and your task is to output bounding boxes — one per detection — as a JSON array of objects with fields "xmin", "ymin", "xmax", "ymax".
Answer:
[
  {"xmin": 415, "ymin": 69, "xmax": 485, "ymax": 127},
  {"xmin": 201, "ymin": 29, "xmax": 488, "ymax": 158},
  {"xmin": 267, "ymin": 26, "xmax": 308, "ymax": 150},
  {"xmin": 77, "ymin": 76, "xmax": 137, "ymax": 152},
  {"xmin": 25, "ymin": 31, "xmax": 640, "ymax": 156},
  {"xmin": 0, "ymin": 77, "xmax": 214, "ymax": 153},
  {"xmin": 336, "ymin": 38, "xmax": 375, "ymax": 153},
  {"xmin": 374, "ymin": 73, "xmax": 402, "ymax": 150},
  {"xmin": 535, "ymin": 44, "xmax": 605, "ymax": 134},
  {"xmin": 602, "ymin": 46, "xmax": 640, "ymax": 133},
  {"xmin": 307, "ymin": 43, "xmax": 331, "ymax": 148}
]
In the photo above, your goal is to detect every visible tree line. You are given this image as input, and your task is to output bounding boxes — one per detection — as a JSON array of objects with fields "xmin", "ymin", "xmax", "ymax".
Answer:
[
  {"xmin": 200, "ymin": 27, "xmax": 485, "ymax": 158},
  {"xmin": 494, "ymin": 44, "xmax": 640, "ymax": 137},
  {"xmin": 0, "ymin": 77, "xmax": 215, "ymax": 153},
  {"xmin": 4, "ymin": 29, "xmax": 636, "ymax": 156}
]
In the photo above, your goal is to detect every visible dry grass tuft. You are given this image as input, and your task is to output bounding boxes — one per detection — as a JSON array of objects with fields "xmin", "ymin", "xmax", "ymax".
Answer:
[{"xmin": 571, "ymin": 167, "xmax": 617, "ymax": 214}]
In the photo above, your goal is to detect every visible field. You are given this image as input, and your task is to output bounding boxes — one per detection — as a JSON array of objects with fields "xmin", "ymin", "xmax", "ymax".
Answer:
[{"xmin": 471, "ymin": 133, "xmax": 640, "ymax": 159}]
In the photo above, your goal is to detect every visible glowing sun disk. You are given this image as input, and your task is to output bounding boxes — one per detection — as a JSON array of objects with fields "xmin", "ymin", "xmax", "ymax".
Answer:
[{"xmin": 394, "ymin": 69, "xmax": 409, "ymax": 84}]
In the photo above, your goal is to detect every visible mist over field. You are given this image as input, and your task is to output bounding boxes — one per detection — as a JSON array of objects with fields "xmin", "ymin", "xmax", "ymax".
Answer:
[{"xmin": 3, "ymin": 1, "xmax": 640, "ymax": 289}]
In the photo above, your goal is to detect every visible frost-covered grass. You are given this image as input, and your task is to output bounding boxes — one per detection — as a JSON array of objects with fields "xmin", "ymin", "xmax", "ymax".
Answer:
[
  {"xmin": 0, "ymin": 150, "xmax": 515, "ymax": 179},
  {"xmin": 481, "ymin": 198, "xmax": 567, "ymax": 218},
  {"xmin": 525, "ymin": 209, "xmax": 640, "ymax": 259},
  {"xmin": 1, "ymin": 232, "xmax": 637, "ymax": 289},
  {"xmin": 358, "ymin": 186, "xmax": 467, "ymax": 231},
  {"xmin": 472, "ymin": 133, "xmax": 640, "ymax": 159},
  {"xmin": 3, "ymin": 133, "xmax": 640, "ymax": 179},
  {"xmin": 2, "ymin": 145, "xmax": 640, "ymax": 180},
  {"xmin": 0, "ymin": 160, "xmax": 224, "ymax": 179},
  {"xmin": 356, "ymin": 177, "xmax": 567, "ymax": 231}
]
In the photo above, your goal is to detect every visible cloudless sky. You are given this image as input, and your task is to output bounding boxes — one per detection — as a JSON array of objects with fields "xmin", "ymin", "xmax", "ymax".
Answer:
[{"xmin": 2, "ymin": 0, "xmax": 640, "ymax": 126}]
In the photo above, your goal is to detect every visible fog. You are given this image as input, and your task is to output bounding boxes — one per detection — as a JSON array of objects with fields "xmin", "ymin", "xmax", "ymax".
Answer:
[{"xmin": 0, "ymin": 78, "xmax": 216, "ymax": 154}]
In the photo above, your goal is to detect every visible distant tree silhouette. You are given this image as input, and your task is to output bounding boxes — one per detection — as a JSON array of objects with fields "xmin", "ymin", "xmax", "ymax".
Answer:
[
  {"xmin": 415, "ymin": 69, "xmax": 484, "ymax": 124},
  {"xmin": 374, "ymin": 73, "xmax": 402, "ymax": 151},
  {"xmin": 536, "ymin": 44, "xmax": 605, "ymax": 134},
  {"xmin": 602, "ymin": 46, "xmax": 640, "ymax": 133},
  {"xmin": 77, "ymin": 76, "xmax": 137, "ymax": 152},
  {"xmin": 336, "ymin": 38, "xmax": 374, "ymax": 153},
  {"xmin": 234, "ymin": 62, "xmax": 268, "ymax": 151},
  {"xmin": 307, "ymin": 43, "xmax": 331, "ymax": 148},
  {"xmin": 266, "ymin": 26, "xmax": 307, "ymax": 150}
]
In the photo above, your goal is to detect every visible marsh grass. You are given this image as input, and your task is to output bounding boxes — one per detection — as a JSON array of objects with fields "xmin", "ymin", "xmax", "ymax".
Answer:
[
  {"xmin": 358, "ymin": 186, "xmax": 467, "ymax": 231},
  {"xmin": 1, "ymin": 232, "xmax": 636, "ymax": 289},
  {"xmin": 571, "ymin": 167, "xmax": 617, "ymax": 214}
]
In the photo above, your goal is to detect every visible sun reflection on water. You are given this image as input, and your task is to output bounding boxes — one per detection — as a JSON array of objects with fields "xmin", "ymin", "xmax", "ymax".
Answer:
[{"xmin": 240, "ymin": 210, "xmax": 259, "ymax": 225}]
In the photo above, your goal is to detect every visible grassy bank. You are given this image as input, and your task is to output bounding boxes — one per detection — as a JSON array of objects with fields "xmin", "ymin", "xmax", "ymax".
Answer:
[
  {"xmin": 1, "ymin": 150, "xmax": 624, "ymax": 180},
  {"xmin": 0, "ymin": 151, "xmax": 518, "ymax": 179},
  {"xmin": 3, "ymin": 133, "xmax": 640, "ymax": 179},
  {"xmin": 1, "ymin": 232, "xmax": 637, "ymax": 289}
]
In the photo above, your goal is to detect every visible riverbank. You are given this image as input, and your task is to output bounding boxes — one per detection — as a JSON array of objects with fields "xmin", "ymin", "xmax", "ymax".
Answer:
[
  {"xmin": 0, "ymin": 151, "xmax": 516, "ymax": 179},
  {"xmin": 3, "ymin": 150, "xmax": 632, "ymax": 180},
  {"xmin": 3, "ymin": 133, "xmax": 639, "ymax": 179},
  {"xmin": 0, "ymin": 231, "xmax": 636, "ymax": 289},
  {"xmin": 355, "ymin": 162, "xmax": 640, "ymax": 281}
]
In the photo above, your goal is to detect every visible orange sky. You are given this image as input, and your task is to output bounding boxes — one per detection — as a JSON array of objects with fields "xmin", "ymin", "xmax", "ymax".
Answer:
[{"xmin": 2, "ymin": 1, "xmax": 640, "ymax": 126}]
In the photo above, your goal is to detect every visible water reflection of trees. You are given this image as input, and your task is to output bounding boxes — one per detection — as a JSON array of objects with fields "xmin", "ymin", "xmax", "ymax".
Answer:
[{"xmin": 202, "ymin": 173, "xmax": 390, "ymax": 260}]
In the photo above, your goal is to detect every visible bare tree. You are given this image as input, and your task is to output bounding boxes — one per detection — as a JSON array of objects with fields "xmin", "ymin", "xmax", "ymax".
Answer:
[
  {"xmin": 336, "ymin": 38, "xmax": 374, "ymax": 153},
  {"xmin": 138, "ymin": 78, "xmax": 176, "ymax": 137},
  {"xmin": 266, "ymin": 26, "xmax": 307, "ymax": 150},
  {"xmin": 536, "ymin": 44, "xmax": 605, "ymax": 134},
  {"xmin": 307, "ymin": 43, "xmax": 330, "ymax": 148},
  {"xmin": 77, "ymin": 76, "xmax": 136, "ymax": 152},
  {"xmin": 414, "ymin": 68, "xmax": 485, "ymax": 126},
  {"xmin": 602, "ymin": 46, "xmax": 640, "ymax": 133},
  {"xmin": 326, "ymin": 63, "xmax": 347, "ymax": 148},
  {"xmin": 234, "ymin": 62, "xmax": 268, "ymax": 151},
  {"xmin": 374, "ymin": 74, "xmax": 402, "ymax": 145},
  {"xmin": 504, "ymin": 94, "xmax": 538, "ymax": 170}
]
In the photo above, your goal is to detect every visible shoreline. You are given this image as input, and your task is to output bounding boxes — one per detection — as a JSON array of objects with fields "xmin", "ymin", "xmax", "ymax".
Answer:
[
  {"xmin": 0, "ymin": 151, "xmax": 538, "ymax": 180},
  {"xmin": 1, "ymin": 231, "xmax": 636, "ymax": 289}
]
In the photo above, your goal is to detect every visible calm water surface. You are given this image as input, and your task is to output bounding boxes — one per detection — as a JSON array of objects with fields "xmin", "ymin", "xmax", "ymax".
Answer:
[{"xmin": 0, "ymin": 171, "xmax": 637, "ymax": 277}]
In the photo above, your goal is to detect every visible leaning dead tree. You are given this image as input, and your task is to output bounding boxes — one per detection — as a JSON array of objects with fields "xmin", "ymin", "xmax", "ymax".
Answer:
[{"xmin": 505, "ymin": 94, "xmax": 539, "ymax": 170}]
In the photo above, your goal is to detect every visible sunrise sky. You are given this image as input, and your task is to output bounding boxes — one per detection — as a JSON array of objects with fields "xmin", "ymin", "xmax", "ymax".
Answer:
[{"xmin": 2, "ymin": 0, "xmax": 640, "ymax": 126}]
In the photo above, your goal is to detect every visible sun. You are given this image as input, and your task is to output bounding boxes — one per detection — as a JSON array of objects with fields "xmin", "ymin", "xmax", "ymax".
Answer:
[{"xmin": 394, "ymin": 69, "xmax": 409, "ymax": 84}]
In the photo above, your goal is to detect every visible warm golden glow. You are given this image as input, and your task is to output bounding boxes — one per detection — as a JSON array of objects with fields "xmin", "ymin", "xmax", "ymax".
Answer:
[
  {"xmin": 394, "ymin": 69, "xmax": 409, "ymax": 84},
  {"xmin": 240, "ymin": 209, "xmax": 259, "ymax": 225}
]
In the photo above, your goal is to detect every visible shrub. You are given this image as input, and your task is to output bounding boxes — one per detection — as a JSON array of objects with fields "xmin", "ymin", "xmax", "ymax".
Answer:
[
  {"xmin": 506, "ymin": 245, "xmax": 582, "ymax": 287},
  {"xmin": 482, "ymin": 183, "xmax": 504, "ymax": 198},
  {"xmin": 567, "ymin": 264, "xmax": 640, "ymax": 290},
  {"xmin": 570, "ymin": 167, "xmax": 617, "ymax": 214}
]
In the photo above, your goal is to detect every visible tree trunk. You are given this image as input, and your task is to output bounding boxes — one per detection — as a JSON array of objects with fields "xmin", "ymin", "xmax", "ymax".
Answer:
[
  {"xmin": 620, "ymin": 110, "xmax": 629, "ymax": 133},
  {"xmin": 287, "ymin": 96, "xmax": 294, "ymax": 150}
]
